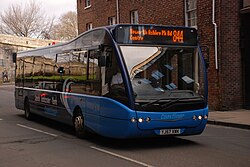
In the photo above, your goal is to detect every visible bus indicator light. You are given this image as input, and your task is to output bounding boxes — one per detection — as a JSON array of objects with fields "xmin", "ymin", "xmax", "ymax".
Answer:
[
  {"xmin": 146, "ymin": 117, "xmax": 151, "ymax": 123},
  {"xmin": 40, "ymin": 93, "xmax": 47, "ymax": 97},
  {"xmin": 130, "ymin": 117, "xmax": 137, "ymax": 123}
]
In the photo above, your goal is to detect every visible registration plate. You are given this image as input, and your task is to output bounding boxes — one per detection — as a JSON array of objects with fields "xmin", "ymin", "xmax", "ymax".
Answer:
[{"xmin": 160, "ymin": 129, "xmax": 181, "ymax": 135}]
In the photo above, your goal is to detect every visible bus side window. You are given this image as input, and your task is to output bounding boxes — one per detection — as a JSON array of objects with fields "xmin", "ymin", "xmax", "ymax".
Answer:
[
  {"xmin": 55, "ymin": 53, "xmax": 70, "ymax": 91},
  {"xmin": 63, "ymin": 50, "xmax": 87, "ymax": 94},
  {"xmin": 86, "ymin": 49, "xmax": 101, "ymax": 95},
  {"xmin": 15, "ymin": 58, "xmax": 23, "ymax": 87},
  {"xmin": 33, "ymin": 56, "xmax": 44, "ymax": 89}
]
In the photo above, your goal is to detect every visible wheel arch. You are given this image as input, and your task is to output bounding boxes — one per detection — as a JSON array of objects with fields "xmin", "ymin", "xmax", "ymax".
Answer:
[
  {"xmin": 23, "ymin": 96, "xmax": 29, "ymax": 109},
  {"xmin": 72, "ymin": 105, "xmax": 83, "ymax": 122},
  {"xmin": 72, "ymin": 105, "xmax": 88, "ymax": 138}
]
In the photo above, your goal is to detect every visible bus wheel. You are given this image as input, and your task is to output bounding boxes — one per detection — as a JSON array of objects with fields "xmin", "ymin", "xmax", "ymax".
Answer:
[
  {"xmin": 73, "ymin": 109, "xmax": 86, "ymax": 138},
  {"xmin": 24, "ymin": 98, "xmax": 33, "ymax": 120}
]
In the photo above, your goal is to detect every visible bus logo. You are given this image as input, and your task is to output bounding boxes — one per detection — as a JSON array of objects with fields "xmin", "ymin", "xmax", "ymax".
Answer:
[{"xmin": 161, "ymin": 114, "xmax": 185, "ymax": 121}]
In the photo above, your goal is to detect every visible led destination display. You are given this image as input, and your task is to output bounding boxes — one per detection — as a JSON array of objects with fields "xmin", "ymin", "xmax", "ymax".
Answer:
[{"xmin": 115, "ymin": 25, "xmax": 198, "ymax": 46}]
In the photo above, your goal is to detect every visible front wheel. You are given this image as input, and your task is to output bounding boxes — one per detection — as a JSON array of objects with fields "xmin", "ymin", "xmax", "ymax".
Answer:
[{"xmin": 73, "ymin": 110, "xmax": 87, "ymax": 138}]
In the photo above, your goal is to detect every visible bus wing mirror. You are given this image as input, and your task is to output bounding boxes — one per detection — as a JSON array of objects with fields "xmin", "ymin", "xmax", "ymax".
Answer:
[
  {"xmin": 12, "ymin": 53, "xmax": 17, "ymax": 63},
  {"xmin": 200, "ymin": 46, "xmax": 210, "ymax": 69},
  {"xmin": 205, "ymin": 59, "xmax": 209, "ymax": 69},
  {"xmin": 57, "ymin": 67, "xmax": 65, "ymax": 74}
]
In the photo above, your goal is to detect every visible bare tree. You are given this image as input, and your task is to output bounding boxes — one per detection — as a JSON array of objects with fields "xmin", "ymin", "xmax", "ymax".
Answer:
[
  {"xmin": 0, "ymin": 0, "xmax": 54, "ymax": 38},
  {"xmin": 51, "ymin": 11, "xmax": 78, "ymax": 41}
]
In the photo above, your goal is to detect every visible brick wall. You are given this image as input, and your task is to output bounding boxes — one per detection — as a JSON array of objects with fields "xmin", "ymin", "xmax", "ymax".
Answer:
[
  {"xmin": 77, "ymin": 0, "xmax": 117, "ymax": 33},
  {"xmin": 119, "ymin": 0, "xmax": 184, "ymax": 25},
  {"xmin": 77, "ymin": 0, "xmax": 185, "ymax": 33},
  {"xmin": 196, "ymin": 0, "xmax": 221, "ymax": 109},
  {"xmin": 218, "ymin": 0, "xmax": 242, "ymax": 109},
  {"xmin": 77, "ymin": 0, "xmax": 243, "ymax": 110}
]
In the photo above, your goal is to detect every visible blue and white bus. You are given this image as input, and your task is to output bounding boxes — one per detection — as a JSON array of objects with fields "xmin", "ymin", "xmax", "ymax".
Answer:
[{"xmin": 14, "ymin": 24, "xmax": 208, "ymax": 138}]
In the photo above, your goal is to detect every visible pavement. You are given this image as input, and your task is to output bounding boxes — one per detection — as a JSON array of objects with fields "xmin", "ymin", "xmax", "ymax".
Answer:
[{"xmin": 208, "ymin": 109, "xmax": 250, "ymax": 130}]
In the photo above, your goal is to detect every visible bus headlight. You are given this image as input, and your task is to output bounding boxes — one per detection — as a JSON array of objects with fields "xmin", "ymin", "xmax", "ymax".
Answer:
[
  {"xmin": 138, "ymin": 118, "xmax": 143, "ymax": 123},
  {"xmin": 198, "ymin": 115, "xmax": 203, "ymax": 120},
  {"xmin": 204, "ymin": 115, "xmax": 208, "ymax": 120}
]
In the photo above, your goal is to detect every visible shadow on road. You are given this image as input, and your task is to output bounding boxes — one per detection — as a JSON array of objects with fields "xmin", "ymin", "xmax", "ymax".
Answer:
[
  {"xmin": 17, "ymin": 114, "xmax": 76, "ymax": 136},
  {"xmin": 88, "ymin": 135, "xmax": 200, "ymax": 151},
  {"xmin": 17, "ymin": 113, "xmax": 200, "ymax": 150}
]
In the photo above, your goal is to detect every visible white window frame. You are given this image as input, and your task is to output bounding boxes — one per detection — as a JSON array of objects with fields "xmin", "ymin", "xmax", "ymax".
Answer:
[
  {"xmin": 108, "ymin": 16, "xmax": 116, "ymax": 25},
  {"xmin": 86, "ymin": 23, "xmax": 93, "ymax": 31},
  {"xmin": 185, "ymin": 0, "xmax": 197, "ymax": 28},
  {"xmin": 130, "ymin": 10, "xmax": 139, "ymax": 24},
  {"xmin": 85, "ymin": 0, "xmax": 91, "ymax": 9}
]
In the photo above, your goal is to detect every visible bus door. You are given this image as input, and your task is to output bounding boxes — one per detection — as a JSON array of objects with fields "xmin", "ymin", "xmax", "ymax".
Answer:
[{"xmin": 15, "ymin": 58, "xmax": 24, "ymax": 108}]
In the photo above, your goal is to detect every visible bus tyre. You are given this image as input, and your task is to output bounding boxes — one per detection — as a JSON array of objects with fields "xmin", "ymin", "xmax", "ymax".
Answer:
[
  {"xmin": 74, "ymin": 110, "xmax": 87, "ymax": 138},
  {"xmin": 24, "ymin": 99, "xmax": 33, "ymax": 120}
]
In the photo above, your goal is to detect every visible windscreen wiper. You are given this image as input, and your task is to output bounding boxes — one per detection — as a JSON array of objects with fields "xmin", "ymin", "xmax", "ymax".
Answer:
[
  {"xmin": 161, "ymin": 98, "xmax": 181, "ymax": 110},
  {"xmin": 141, "ymin": 98, "xmax": 169, "ymax": 108},
  {"xmin": 141, "ymin": 97, "xmax": 202, "ymax": 109},
  {"xmin": 161, "ymin": 97, "xmax": 202, "ymax": 110}
]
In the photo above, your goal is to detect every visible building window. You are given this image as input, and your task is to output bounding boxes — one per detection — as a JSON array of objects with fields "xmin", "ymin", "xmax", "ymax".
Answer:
[
  {"xmin": 130, "ymin": 10, "xmax": 139, "ymax": 24},
  {"xmin": 108, "ymin": 16, "xmax": 116, "ymax": 25},
  {"xmin": 86, "ymin": 23, "xmax": 93, "ymax": 31},
  {"xmin": 185, "ymin": 0, "xmax": 197, "ymax": 28},
  {"xmin": 0, "ymin": 59, "xmax": 4, "ymax": 66},
  {"xmin": 85, "ymin": 0, "xmax": 91, "ymax": 8}
]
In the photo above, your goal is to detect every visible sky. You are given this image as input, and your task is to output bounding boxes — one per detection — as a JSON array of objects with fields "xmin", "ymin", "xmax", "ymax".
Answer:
[{"xmin": 0, "ymin": 0, "xmax": 76, "ymax": 19}]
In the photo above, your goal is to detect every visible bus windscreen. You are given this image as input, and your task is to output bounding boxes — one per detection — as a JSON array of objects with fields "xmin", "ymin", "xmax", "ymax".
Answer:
[{"xmin": 114, "ymin": 25, "xmax": 197, "ymax": 46}]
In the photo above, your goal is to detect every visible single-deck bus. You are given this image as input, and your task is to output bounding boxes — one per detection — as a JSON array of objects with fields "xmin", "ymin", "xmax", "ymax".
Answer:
[{"xmin": 14, "ymin": 24, "xmax": 208, "ymax": 138}]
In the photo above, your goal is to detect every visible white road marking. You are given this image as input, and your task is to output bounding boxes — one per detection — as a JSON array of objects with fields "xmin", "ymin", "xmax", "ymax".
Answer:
[
  {"xmin": 16, "ymin": 124, "xmax": 58, "ymax": 137},
  {"xmin": 90, "ymin": 146, "xmax": 154, "ymax": 167},
  {"xmin": 0, "ymin": 118, "xmax": 3, "ymax": 121}
]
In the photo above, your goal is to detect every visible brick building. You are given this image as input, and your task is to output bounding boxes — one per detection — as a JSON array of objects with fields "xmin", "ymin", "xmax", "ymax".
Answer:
[{"xmin": 77, "ymin": 0, "xmax": 250, "ymax": 110}]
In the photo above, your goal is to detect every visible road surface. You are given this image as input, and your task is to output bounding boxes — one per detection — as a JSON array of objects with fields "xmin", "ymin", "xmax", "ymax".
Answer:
[{"xmin": 0, "ymin": 85, "xmax": 249, "ymax": 167}]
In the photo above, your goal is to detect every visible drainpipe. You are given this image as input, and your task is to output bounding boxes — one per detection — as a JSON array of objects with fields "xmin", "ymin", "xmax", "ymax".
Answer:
[
  {"xmin": 212, "ymin": 0, "xmax": 218, "ymax": 69},
  {"xmin": 116, "ymin": 0, "xmax": 120, "ymax": 24}
]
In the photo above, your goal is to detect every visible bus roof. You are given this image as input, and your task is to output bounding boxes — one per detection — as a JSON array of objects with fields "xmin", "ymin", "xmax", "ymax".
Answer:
[{"xmin": 18, "ymin": 24, "xmax": 198, "ymax": 56}]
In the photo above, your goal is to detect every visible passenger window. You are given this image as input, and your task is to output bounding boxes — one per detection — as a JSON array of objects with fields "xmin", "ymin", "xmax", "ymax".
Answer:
[{"xmin": 88, "ymin": 50, "xmax": 100, "ymax": 80}]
